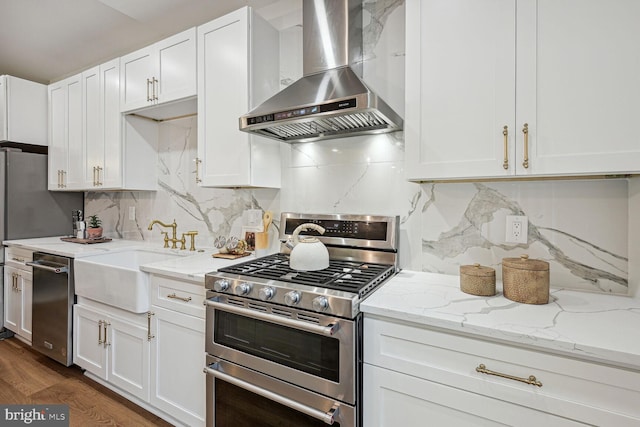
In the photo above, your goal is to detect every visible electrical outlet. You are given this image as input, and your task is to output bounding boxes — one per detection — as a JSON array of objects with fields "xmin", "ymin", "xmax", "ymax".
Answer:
[
  {"xmin": 506, "ymin": 215, "xmax": 528, "ymax": 244},
  {"xmin": 129, "ymin": 206, "xmax": 136, "ymax": 221}
]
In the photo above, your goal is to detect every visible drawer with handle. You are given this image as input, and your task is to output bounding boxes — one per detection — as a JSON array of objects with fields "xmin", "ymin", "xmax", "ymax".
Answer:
[
  {"xmin": 150, "ymin": 274, "xmax": 205, "ymax": 318},
  {"xmin": 364, "ymin": 316, "xmax": 640, "ymax": 426},
  {"xmin": 5, "ymin": 247, "xmax": 33, "ymax": 268}
]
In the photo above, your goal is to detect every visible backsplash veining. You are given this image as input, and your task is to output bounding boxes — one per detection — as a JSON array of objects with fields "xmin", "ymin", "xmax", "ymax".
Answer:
[
  {"xmin": 86, "ymin": 0, "xmax": 631, "ymax": 295},
  {"xmin": 85, "ymin": 116, "xmax": 281, "ymax": 251}
]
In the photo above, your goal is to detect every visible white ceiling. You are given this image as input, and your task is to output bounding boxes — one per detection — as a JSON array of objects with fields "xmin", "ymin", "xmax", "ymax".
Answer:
[{"xmin": 0, "ymin": 0, "xmax": 301, "ymax": 84}]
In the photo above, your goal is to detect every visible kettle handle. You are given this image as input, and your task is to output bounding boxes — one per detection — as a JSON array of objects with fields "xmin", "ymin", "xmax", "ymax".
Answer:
[{"xmin": 292, "ymin": 223, "xmax": 326, "ymax": 246}]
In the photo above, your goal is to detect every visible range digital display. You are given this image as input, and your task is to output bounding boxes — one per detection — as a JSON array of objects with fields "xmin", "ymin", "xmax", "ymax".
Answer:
[
  {"xmin": 246, "ymin": 98, "xmax": 357, "ymax": 126},
  {"xmin": 284, "ymin": 218, "xmax": 387, "ymax": 241}
]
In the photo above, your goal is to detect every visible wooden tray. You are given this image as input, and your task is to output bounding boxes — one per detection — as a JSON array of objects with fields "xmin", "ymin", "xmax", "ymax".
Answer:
[
  {"xmin": 212, "ymin": 252, "xmax": 251, "ymax": 260},
  {"xmin": 60, "ymin": 237, "xmax": 113, "ymax": 244}
]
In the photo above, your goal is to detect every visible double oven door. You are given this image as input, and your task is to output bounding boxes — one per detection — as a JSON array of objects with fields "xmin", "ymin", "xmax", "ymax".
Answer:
[{"xmin": 204, "ymin": 291, "xmax": 359, "ymax": 427}]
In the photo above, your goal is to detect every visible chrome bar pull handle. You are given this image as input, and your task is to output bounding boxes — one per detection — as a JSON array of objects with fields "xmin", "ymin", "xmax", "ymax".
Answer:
[
  {"xmin": 152, "ymin": 77, "xmax": 158, "ymax": 101},
  {"xmin": 147, "ymin": 312, "xmax": 155, "ymax": 341},
  {"xmin": 205, "ymin": 299, "xmax": 338, "ymax": 336},
  {"xmin": 476, "ymin": 364, "xmax": 542, "ymax": 387},
  {"xmin": 204, "ymin": 364, "xmax": 339, "ymax": 425},
  {"xmin": 503, "ymin": 125, "xmax": 509, "ymax": 170},
  {"xmin": 522, "ymin": 123, "xmax": 529, "ymax": 169},
  {"xmin": 146, "ymin": 78, "xmax": 152, "ymax": 102}
]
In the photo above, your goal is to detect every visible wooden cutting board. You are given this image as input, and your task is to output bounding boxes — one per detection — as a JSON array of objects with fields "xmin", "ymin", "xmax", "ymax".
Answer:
[
  {"xmin": 60, "ymin": 237, "xmax": 113, "ymax": 244},
  {"xmin": 212, "ymin": 252, "xmax": 251, "ymax": 260}
]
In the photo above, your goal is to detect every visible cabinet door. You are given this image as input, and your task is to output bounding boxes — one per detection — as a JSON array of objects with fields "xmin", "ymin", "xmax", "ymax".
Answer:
[
  {"xmin": 82, "ymin": 66, "xmax": 101, "ymax": 188},
  {"xmin": 516, "ymin": 0, "xmax": 640, "ymax": 176},
  {"xmin": 156, "ymin": 28, "xmax": 196, "ymax": 104},
  {"xmin": 197, "ymin": 8, "xmax": 252, "ymax": 186},
  {"xmin": 48, "ymin": 82, "xmax": 68, "ymax": 190},
  {"xmin": 405, "ymin": 0, "xmax": 516, "ymax": 181},
  {"xmin": 150, "ymin": 306, "xmax": 205, "ymax": 427},
  {"xmin": 3, "ymin": 266, "xmax": 19, "ymax": 333},
  {"xmin": 73, "ymin": 305, "xmax": 107, "ymax": 379},
  {"xmin": 108, "ymin": 316, "xmax": 150, "ymax": 401},
  {"xmin": 65, "ymin": 75, "xmax": 84, "ymax": 189},
  {"xmin": 364, "ymin": 364, "xmax": 585, "ymax": 427},
  {"xmin": 100, "ymin": 59, "xmax": 123, "ymax": 189},
  {"xmin": 120, "ymin": 46, "xmax": 155, "ymax": 112},
  {"xmin": 18, "ymin": 270, "xmax": 32, "ymax": 342}
]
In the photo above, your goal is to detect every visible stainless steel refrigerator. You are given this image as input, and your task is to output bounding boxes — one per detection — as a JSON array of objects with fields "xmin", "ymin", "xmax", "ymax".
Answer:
[{"xmin": 0, "ymin": 148, "xmax": 83, "ymax": 338}]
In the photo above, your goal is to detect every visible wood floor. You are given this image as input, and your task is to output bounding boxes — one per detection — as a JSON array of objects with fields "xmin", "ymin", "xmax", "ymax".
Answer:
[{"xmin": 0, "ymin": 337, "xmax": 173, "ymax": 426}]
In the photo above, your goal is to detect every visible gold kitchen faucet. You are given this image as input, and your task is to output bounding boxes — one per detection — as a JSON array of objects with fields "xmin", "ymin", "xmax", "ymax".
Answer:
[{"xmin": 148, "ymin": 219, "xmax": 184, "ymax": 249}]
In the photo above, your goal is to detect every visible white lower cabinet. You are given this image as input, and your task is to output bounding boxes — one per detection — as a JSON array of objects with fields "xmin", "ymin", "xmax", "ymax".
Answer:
[
  {"xmin": 149, "ymin": 274, "xmax": 206, "ymax": 427},
  {"xmin": 149, "ymin": 305, "xmax": 205, "ymax": 427},
  {"xmin": 363, "ymin": 316, "xmax": 640, "ymax": 427},
  {"xmin": 74, "ymin": 275, "xmax": 205, "ymax": 427},
  {"xmin": 3, "ymin": 247, "xmax": 33, "ymax": 344},
  {"xmin": 364, "ymin": 364, "xmax": 582, "ymax": 426},
  {"xmin": 73, "ymin": 304, "xmax": 150, "ymax": 401}
]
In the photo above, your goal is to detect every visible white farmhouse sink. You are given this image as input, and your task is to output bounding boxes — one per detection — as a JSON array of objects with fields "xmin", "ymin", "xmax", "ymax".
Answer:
[{"xmin": 75, "ymin": 249, "xmax": 184, "ymax": 313}]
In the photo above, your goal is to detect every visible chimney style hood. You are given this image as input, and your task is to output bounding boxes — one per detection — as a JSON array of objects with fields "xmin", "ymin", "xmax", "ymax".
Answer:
[{"xmin": 239, "ymin": 0, "xmax": 403, "ymax": 143}]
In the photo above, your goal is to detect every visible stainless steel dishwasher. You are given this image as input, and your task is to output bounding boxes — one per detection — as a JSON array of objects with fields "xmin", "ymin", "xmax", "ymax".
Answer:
[{"xmin": 27, "ymin": 252, "xmax": 74, "ymax": 366}]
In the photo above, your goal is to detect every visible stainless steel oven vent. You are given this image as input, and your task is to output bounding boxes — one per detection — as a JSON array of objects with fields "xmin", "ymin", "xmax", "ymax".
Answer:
[{"xmin": 239, "ymin": 0, "xmax": 403, "ymax": 143}]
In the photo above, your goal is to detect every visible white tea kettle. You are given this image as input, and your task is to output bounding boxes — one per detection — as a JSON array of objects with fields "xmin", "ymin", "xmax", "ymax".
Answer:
[{"xmin": 288, "ymin": 223, "xmax": 329, "ymax": 271}]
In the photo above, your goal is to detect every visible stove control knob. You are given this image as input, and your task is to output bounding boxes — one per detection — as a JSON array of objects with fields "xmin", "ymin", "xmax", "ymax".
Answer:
[
  {"xmin": 258, "ymin": 287, "xmax": 275, "ymax": 301},
  {"xmin": 312, "ymin": 296, "xmax": 329, "ymax": 312},
  {"xmin": 284, "ymin": 291, "xmax": 300, "ymax": 306},
  {"xmin": 234, "ymin": 282, "xmax": 252, "ymax": 296},
  {"xmin": 213, "ymin": 279, "xmax": 230, "ymax": 292}
]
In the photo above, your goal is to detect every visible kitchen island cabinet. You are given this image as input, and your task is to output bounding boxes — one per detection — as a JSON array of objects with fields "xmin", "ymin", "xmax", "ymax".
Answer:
[
  {"xmin": 196, "ymin": 7, "xmax": 281, "ymax": 188},
  {"xmin": 362, "ymin": 271, "xmax": 640, "ymax": 426},
  {"xmin": 405, "ymin": 0, "xmax": 640, "ymax": 181}
]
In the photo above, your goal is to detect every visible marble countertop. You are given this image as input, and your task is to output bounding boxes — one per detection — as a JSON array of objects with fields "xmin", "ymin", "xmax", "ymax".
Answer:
[
  {"xmin": 3, "ymin": 236, "xmax": 255, "ymax": 282},
  {"xmin": 361, "ymin": 270, "xmax": 640, "ymax": 370}
]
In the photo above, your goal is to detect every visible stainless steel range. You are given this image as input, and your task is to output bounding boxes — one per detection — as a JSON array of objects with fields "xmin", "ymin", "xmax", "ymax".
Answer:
[{"xmin": 203, "ymin": 212, "xmax": 399, "ymax": 427}]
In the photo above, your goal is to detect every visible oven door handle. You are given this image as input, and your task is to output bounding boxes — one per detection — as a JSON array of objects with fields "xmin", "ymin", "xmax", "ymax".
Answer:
[
  {"xmin": 205, "ymin": 299, "xmax": 339, "ymax": 336},
  {"xmin": 204, "ymin": 363, "xmax": 339, "ymax": 425}
]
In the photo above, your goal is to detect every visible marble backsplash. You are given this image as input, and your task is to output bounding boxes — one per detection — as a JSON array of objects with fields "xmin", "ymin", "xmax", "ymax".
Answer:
[{"xmin": 85, "ymin": 0, "xmax": 632, "ymax": 295}]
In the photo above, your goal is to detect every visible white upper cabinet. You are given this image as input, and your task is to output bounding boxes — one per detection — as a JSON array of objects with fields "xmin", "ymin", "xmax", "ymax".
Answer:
[
  {"xmin": 196, "ymin": 7, "xmax": 281, "ymax": 188},
  {"xmin": 83, "ymin": 59, "xmax": 124, "ymax": 189},
  {"xmin": 405, "ymin": 0, "xmax": 640, "ymax": 181},
  {"xmin": 0, "ymin": 75, "xmax": 48, "ymax": 146},
  {"xmin": 48, "ymin": 74, "xmax": 84, "ymax": 190},
  {"xmin": 49, "ymin": 59, "xmax": 157, "ymax": 191},
  {"xmin": 120, "ymin": 28, "xmax": 196, "ymax": 113}
]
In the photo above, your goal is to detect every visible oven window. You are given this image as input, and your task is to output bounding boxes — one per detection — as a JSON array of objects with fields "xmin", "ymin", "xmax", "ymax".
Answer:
[
  {"xmin": 215, "ymin": 311, "xmax": 339, "ymax": 382},
  {"xmin": 215, "ymin": 379, "xmax": 340, "ymax": 427}
]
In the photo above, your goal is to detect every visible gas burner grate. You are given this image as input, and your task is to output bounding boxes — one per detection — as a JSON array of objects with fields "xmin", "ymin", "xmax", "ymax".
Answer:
[{"xmin": 218, "ymin": 253, "xmax": 394, "ymax": 293}]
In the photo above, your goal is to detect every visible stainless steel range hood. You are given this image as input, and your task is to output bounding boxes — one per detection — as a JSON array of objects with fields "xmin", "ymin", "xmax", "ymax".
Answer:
[{"xmin": 239, "ymin": 0, "xmax": 403, "ymax": 143}]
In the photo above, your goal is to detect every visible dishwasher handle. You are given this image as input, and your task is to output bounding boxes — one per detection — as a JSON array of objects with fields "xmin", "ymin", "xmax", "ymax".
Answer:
[{"xmin": 26, "ymin": 261, "xmax": 68, "ymax": 274}]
